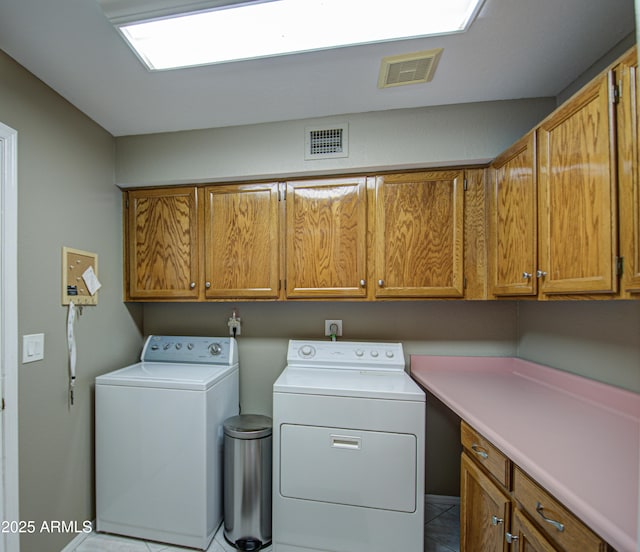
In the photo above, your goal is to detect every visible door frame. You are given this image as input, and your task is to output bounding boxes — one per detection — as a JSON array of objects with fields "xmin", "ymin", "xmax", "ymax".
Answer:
[{"xmin": 0, "ymin": 121, "xmax": 20, "ymax": 552}]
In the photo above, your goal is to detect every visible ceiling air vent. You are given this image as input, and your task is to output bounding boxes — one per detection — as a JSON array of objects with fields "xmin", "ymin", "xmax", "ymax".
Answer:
[
  {"xmin": 305, "ymin": 123, "xmax": 349, "ymax": 160},
  {"xmin": 378, "ymin": 48, "xmax": 443, "ymax": 88}
]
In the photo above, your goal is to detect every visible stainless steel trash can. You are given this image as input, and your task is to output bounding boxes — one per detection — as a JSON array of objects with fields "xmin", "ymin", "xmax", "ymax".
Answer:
[{"xmin": 223, "ymin": 414, "xmax": 272, "ymax": 551}]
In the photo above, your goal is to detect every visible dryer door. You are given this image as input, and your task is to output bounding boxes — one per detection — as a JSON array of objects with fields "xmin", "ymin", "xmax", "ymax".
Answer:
[{"xmin": 279, "ymin": 424, "xmax": 417, "ymax": 512}]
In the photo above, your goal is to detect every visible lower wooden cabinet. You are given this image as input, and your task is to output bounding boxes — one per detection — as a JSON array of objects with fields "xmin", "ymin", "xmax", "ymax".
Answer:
[{"xmin": 460, "ymin": 421, "xmax": 610, "ymax": 552}]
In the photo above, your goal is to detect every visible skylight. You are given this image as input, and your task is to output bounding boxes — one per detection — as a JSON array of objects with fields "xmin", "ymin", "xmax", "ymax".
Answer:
[{"xmin": 113, "ymin": 0, "xmax": 485, "ymax": 71}]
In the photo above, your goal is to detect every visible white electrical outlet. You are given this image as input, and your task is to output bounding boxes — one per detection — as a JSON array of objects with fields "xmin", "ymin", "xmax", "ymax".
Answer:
[{"xmin": 324, "ymin": 320, "xmax": 343, "ymax": 337}]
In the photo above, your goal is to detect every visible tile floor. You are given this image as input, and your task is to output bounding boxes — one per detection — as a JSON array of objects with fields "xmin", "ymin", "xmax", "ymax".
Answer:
[{"xmin": 70, "ymin": 499, "xmax": 460, "ymax": 552}]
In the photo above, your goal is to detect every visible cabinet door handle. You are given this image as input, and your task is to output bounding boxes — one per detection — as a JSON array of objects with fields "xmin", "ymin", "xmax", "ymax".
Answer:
[
  {"xmin": 491, "ymin": 515, "xmax": 504, "ymax": 526},
  {"xmin": 536, "ymin": 270, "xmax": 547, "ymax": 279},
  {"xmin": 360, "ymin": 279, "xmax": 366, "ymax": 287},
  {"xmin": 536, "ymin": 502, "xmax": 565, "ymax": 532},
  {"xmin": 505, "ymin": 532, "xmax": 519, "ymax": 544},
  {"xmin": 189, "ymin": 282, "xmax": 196, "ymax": 289},
  {"xmin": 522, "ymin": 272, "xmax": 532, "ymax": 279},
  {"xmin": 205, "ymin": 281, "xmax": 211, "ymax": 289},
  {"xmin": 471, "ymin": 443, "xmax": 489, "ymax": 459},
  {"xmin": 378, "ymin": 279, "xmax": 384, "ymax": 287}
]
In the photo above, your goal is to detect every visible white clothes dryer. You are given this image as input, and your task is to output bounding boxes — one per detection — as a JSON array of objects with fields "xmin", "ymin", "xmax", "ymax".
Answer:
[
  {"xmin": 96, "ymin": 335, "xmax": 239, "ymax": 550},
  {"xmin": 272, "ymin": 340, "xmax": 425, "ymax": 552}
]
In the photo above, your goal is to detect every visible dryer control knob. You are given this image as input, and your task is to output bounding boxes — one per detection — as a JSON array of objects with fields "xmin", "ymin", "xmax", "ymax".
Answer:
[
  {"xmin": 370, "ymin": 350, "xmax": 379, "ymax": 358},
  {"xmin": 209, "ymin": 343, "xmax": 222, "ymax": 356},
  {"xmin": 299, "ymin": 345, "xmax": 315, "ymax": 358},
  {"xmin": 385, "ymin": 350, "xmax": 394, "ymax": 358},
  {"xmin": 355, "ymin": 349, "xmax": 364, "ymax": 357}
]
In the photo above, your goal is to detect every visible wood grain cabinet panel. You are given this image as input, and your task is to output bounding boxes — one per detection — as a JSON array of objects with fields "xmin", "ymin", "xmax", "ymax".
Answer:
[
  {"xmin": 537, "ymin": 72, "xmax": 618, "ymax": 295},
  {"xmin": 461, "ymin": 452, "xmax": 510, "ymax": 552},
  {"xmin": 285, "ymin": 177, "xmax": 367, "ymax": 298},
  {"xmin": 509, "ymin": 509, "xmax": 556, "ymax": 552},
  {"xmin": 489, "ymin": 132, "xmax": 537, "ymax": 297},
  {"xmin": 126, "ymin": 187, "xmax": 200, "ymax": 300},
  {"xmin": 373, "ymin": 171, "xmax": 464, "ymax": 297},
  {"xmin": 617, "ymin": 48, "xmax": 640, "ymax": 295},
  {"xmin": 461, "ymin": 421, "xmax": 511, "ymax": 488},
  {"xmin": 203, "ymin": 183, "xmax": 280, "ymax": 299}
]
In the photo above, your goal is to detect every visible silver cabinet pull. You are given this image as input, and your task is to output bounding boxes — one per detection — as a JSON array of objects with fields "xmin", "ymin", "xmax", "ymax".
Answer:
[
  {"xmin": 205, "ymin": 281, "xmax": 211, "ymax": 289},
  {"xmin": 536, "ymin": 502, "xmax": 565, "ymax": 532},
  {"xmin": 505, "ymin": 532, "xmax": 519, "ymax": 544},
  {"xmin": 189, "ymin": 282, "xmax": 196, "ymax": 289},
  {"xmin": 491, "ymin": 515, "xmax": 504, "ymax": 526},
  {"xmin": 522, "ymin": 272, "xmax": 532, "ymax": 279},
  {"xmin": 378, "ymin": 279, "xmax": 384, "ymax": 287},
  {"xmin": 471, "ymin": 444, "xmax": 488, "ymax": 459},
  {"xmin": 536, "ymin": 270, "xmax": 547, "ymax": 278},
  {"xmin": 360, "ymin": 279, "xmax": 366, "ymax": 287}
]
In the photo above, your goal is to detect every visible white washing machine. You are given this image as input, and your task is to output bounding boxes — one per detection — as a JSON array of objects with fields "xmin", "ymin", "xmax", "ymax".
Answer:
[
  {"xmin": 272, "ymin": 340, "xmax": 425, "ymax": 552},
  {"xmin": 95, "ymin": 335, "xmax": 239, "ymax": 550}
]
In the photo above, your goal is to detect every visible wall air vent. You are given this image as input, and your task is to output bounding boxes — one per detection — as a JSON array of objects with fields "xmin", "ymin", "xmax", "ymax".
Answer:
[
  {"xmin": 305, "ymin": 124, "xmax": 349, "ymax": 160},
  {"xmin": 378, "ymin": 48, "xmax": 443, "ymax": 88}
]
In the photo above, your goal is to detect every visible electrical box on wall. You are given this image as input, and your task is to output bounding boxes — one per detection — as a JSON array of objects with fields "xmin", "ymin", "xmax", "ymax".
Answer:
[{"xmin": 62, "ymin": 247, "xmax": 100, "ymax": 306}]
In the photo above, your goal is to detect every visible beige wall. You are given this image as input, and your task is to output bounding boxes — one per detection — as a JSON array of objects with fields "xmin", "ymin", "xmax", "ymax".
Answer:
[
  {"xmin": 115, "ymin": 98, "xmax": 555, "ymax": 187},
  {"xmin": 0, "ymin": 51, "xmax": 143, "ymax": 552}
]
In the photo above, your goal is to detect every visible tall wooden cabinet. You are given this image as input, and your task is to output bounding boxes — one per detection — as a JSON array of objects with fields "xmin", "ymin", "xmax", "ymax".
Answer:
[
  {"xmin": 203, "ymin": 183, "xmax": 280, "ymax": 299},
  {"xmin": 537, "ymin": 71, "xmax": 618, "ymax": 295},
  {"xmin": 373, "ymin": 170, "xmax": 465, "ymax": 298},
  {"xmin": 126, "ymin": 187, "xmax": 200, "ymax": 300},
  {"xmin": 618, "ymin": 48, "xmax": 640, "ymax": 295},
  {"xmin": 285, "ymin": 177, "xmax": 367, "ymax": 298},
  {"xmin": 489, "ymin": 132, "xmax": 537, "ymax": 297}
]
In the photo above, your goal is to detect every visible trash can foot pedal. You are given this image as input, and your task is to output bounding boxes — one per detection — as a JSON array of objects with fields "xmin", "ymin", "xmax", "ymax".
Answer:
[{"xmin": 236, "ymin": 537, "xmax": 262, "ymax": 551}]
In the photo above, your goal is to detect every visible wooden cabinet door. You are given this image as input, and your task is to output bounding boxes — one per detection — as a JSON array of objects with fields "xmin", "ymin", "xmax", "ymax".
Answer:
[
  {"xmin": 460, "ymin": 453, "xmax": 510, "ymax": 552},
  {"xmin": 126, "ymin": 187, "xmax": 200, "ymax": 300},
  {"xmin": 204, "ymin": 183, "xmax": 280, "ymax": 299},
  {"xmin": 285, "ymin": 177, "xmax": 367, "ymax": 298},
  {"xmin": 509, "ymin": 509, "xmax": 556, "ymax": 552},
  {"xmin": 617, "ymin": 48, "xmax": 640, "ymax": 295},
  {"xmin": 489, "ymin": 132, "xmax": 537, "ymax": 296},
  {"xmin": 537, "ymin": 73, "xmax": 618, "ymax": 295},
  {"xmin": 374, "ymin": 171, "xmax": 464, "ymax": 297}
]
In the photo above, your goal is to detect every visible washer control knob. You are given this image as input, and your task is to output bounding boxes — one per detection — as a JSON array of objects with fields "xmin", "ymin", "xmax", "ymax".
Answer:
[
  {"xmin": 355, "ymin": 349, "xmax": 364, "ymax": 357},
  {"xmin": 163, "ymin": 343, "xmax": 171, "ymax": 350},
  {"xmin": 370, "ymin": 350, "xmax": 379, "ymax": 358},
  {"xmin": 209, "ymin": 343, "xmax": 222, "ymax": 356},
  {"xmin": 385, "ymin": 350, "xmax": 395, "ymax": 358},
  {"xmin": 187, "ymin": 343, "xmax": 194, "ymax": 350},
  {"xmin": 299, "ymin": 345, "xmax": 315, "ymax": 358},
  {"xmin": 175, "ymin": 343, "xmax": 182, "ymax": 350}
]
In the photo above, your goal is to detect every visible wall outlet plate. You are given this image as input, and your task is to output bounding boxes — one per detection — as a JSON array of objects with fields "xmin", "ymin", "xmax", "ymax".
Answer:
[{"xmin": 324, "ymin": 320, "xmax": 343, "ymax": 336}]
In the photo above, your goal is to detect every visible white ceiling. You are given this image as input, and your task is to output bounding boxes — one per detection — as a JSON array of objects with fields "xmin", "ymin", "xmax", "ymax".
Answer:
[{"xmin": 0, "ymin": 0, "xmax": 635, "ymax": 137}]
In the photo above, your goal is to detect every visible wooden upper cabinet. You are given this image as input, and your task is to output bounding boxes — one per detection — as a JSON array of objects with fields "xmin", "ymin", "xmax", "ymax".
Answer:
[
  {"xmin": 537, "ymin": 72, "xmax": 618, "ymax": 295},
  {"xmin": 489, "ymin": 132, "xmax": 537, "ymax": 297},
  {"xmin": 373, "ymin": 171, "xmax": 464, "ymax": 297},
  {"xmin": 203, "ymin": 183, "xmax": 280, "ymax": 299},
  {"xmin": 285, "ymin": 177, "xmax": 367, "ymax": 298},
  {"xmin": 617, "ymin": 47, "xmax": 640, "ymax": 295},
  {"xmin": 126, "ymin": 187, "xmax": 200, "ymax": 300}
]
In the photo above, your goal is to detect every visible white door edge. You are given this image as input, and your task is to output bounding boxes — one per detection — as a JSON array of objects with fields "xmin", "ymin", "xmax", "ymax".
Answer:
[{"xmin": 0, "ymin": 121, "xmax": 20, "ymax": 552}]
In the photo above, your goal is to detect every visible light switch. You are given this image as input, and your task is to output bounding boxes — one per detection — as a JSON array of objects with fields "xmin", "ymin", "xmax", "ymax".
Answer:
[{"xmin": 22, "ymin": 333, "xmax": 44, "ymax": 363}]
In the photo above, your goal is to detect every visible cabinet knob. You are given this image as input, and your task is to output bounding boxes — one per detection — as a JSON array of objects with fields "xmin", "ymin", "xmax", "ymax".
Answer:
[
  {"xmin": 536, "ymin": 270, "xmax": 547, "ymax": 279},
  {"xmin": 205, "ymin": 281, "xmax": 211, "ymax": 289},
  {"xmin": 360, "ymin": 279, "xmax": 366, "ymax": 287},
  {"xmin": 189, "ymin": 282, "xmax": 196, "ymax": 289},
  {"xmin": 378, "ymin": 279, "xmax": 384, "ymax": 287},
  {"xmin": 491, "ymin": 515, "xmax": 504, "ymax": 526},
  {"xmin": 505, "ymin": 532, "xmax": 519, "ymax": 544},
  {"xmin": 522, "ymin": 272, "xmax": 532, "ymax": 279}
]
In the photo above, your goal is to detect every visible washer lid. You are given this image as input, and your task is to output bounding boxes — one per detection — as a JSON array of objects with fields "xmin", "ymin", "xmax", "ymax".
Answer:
[
  {"xmin": 95, "ymin": 362, "xmax": 237, "ymax": 391},
  {"xmin": 273, "ymin": 366, "xmax": 425, "ymax": 401}
]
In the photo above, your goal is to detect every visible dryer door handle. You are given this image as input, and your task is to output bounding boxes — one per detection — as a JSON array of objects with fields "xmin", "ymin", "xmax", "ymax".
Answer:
[{"xmin": 330, "ymin": 435, "xmax": 362, "ymax": 450}]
